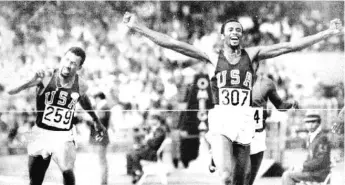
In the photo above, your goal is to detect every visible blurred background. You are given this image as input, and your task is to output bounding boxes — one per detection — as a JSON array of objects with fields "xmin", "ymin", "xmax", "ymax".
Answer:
[{"xmin": 0, "ymin": 1, "xmax": 343, "ymax": 185}]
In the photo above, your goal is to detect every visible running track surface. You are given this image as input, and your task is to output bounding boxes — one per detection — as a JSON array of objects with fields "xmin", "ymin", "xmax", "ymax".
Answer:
[{"xmin": 0, "ymin": 150, "xmax": 343, "ymax": 185}]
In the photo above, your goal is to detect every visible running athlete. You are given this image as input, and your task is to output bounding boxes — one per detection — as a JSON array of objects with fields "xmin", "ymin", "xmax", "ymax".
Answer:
[
  {"xmin": 245, "ymin": 74, "xmax": 298, "ymax": 185},
  {"xmin": 7, "ymin": 47, "xmax": 106, "ymax": 185},
  {"xmin": 208, "ymin": 74, "xmax": 298, "ymax": 181},
  {"xmin": 123, "ymin": 12, "xmax": 343, "ymax": 185}
]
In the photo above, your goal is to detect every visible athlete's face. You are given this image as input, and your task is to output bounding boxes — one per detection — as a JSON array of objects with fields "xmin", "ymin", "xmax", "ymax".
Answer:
[
  {"xmin": 222, "ymin": 22, "xmax": 243, "ymax": 48},
  {"xmin": 60, "ymin": 51, "xmax": 82, "ymax": 78}
]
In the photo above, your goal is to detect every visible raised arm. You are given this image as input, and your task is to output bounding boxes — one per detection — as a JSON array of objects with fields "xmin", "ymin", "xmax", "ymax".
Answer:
[
  {"xmin": 7, "ymin": 70, "xmax": 45, "ymax": 95},
  {"xmin": 268, "ymin": 80, "xmax": 298, "ymax": 111},
  {"xmin": 249, "ymin": 19, "xmax": 343, "ymax": 61},
  {"xmin": 123, "ymin": 12, "xmax": 211, "ymax": 64}
]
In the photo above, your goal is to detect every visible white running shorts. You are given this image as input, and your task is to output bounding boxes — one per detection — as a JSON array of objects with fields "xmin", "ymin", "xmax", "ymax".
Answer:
[
  {"xmin": 27, "ymin": 125, "xmax": 76, "ymax": 159},
  {"xmin": 208, "ymin": 106, "xmax": 255, "ymax": 145},
  {"xmin": 250, "ymin": 130, "xmax": 266, "ymax": 155}
]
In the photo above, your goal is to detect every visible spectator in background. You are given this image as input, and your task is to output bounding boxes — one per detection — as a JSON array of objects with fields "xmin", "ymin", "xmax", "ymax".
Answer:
[
  {"xmin": 126, "ymin": 114, "xmax": 168, "ymax": 184},
  {"xmin": 282, "ymin": 111, "xmax": 331, "ymax": 185},
  {"xmin": 0, "ymin": 113, "xmax": 9, "ymax": 150},
  {"xmin": 87, "ymin": 92, "xmax": 111, "ymax": 185},
  {"xmin": 6, "ymin": 109, "xmax": 19, "ymax": 155},
  {"xmin": 0, "ymin": 113, "xmax": 8, "ymax": 132},
  {"xmin": 332, "ymin": 106, "xmax": 344, "ymax": 134}
]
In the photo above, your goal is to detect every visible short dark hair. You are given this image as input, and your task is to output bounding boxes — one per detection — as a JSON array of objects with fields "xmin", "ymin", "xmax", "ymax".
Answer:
[
  {"xmin": 66, "ymin": 47, "xmax": 86, "ymax": 66},
  {"xmin": 220, "ymin": 18, "xmax": 243, "ymax": 34},
  {"xmin": 94, "ymin": 92, "xmax": 106, "ymax": 100}
]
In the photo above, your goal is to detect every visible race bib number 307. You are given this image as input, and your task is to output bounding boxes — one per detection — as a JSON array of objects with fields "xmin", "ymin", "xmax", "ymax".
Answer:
[
  {"xmin": 219, "ymin": 88, "xmax": 251, "ymax": 107},
  {"xmin": 42, "ymin": 105, "xmax": 74, "ymax": 129}
]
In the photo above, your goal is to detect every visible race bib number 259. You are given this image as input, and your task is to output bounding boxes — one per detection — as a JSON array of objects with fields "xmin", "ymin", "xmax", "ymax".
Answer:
[
  {"xmin": 219, "ymin": 88, "xmax": 251, "ymax": 107},
  {"xmin": 42, "ymin": 105, "xmax": 74, "ymax": 129}
]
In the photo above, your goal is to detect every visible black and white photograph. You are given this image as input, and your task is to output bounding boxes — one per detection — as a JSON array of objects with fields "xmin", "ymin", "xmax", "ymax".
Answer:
[{"xmin": 0, "ymin": 1, "xmax": 344, "ymax": 185}]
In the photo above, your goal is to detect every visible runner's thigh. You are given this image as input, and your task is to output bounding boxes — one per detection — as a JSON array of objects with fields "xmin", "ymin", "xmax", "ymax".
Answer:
[
  {"xmin": 52, "ymin": 141, "xmax": 76, "ymax": 171},
  {"xmin": 210, "ymin": 134, "xmax": 235, "ymax": 174}
]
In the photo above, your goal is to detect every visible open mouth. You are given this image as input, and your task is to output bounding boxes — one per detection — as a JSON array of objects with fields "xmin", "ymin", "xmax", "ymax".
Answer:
[
  {"xmin": 230, "ymin": 37, "xmax": 239, "ymax": 41},
  {"xmin": 61, "ymin": 67, "xmax": 70, "ymax": 75}
]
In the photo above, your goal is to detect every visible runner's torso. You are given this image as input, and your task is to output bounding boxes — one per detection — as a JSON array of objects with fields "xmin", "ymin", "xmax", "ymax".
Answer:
[
  {"xmin": 36, "ymin": 69, "xmax": 80, "ymax": 131},
  {"xmin": 210, "ymin": 49, "xmax": 254, "ymax": 107}
]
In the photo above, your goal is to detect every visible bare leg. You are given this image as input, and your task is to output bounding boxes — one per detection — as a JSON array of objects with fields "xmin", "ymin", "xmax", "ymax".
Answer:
[
  {"xmin": 52, "ymin": 141, "xmax": 76, "ymax": 185},
  {"xmin": 28, "ymin": 155, "xmax": 52, "ymax": 185},
  {"xmin": 211, "ymin": 135, "xmax": 250, "ymax": 185},
  {"xmin": 248, "ymin": 152, "xmax": 264, "ymax": 185},
  {"xmin": 96, "ymin": 145, "xmax": 108, "ymax": 185}
]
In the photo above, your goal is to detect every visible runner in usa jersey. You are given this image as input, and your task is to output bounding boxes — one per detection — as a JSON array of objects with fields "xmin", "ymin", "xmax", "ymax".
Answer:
[
  {"xmin": 210, "ymin": 49, "xmax": 253, "ymax": 107},
  {"xmin": 123, "ymin": 12, "xmax": 343, "ymax": 185},
  {"xmin": 36, "ymin": 69, "xmax": 80, "ymax": 131},
  {"xmin": 7, "ymin": 47, "xmax": 106, "ymax": 185},
  {"xmin": 207, "ymin": 74, "xmax": 298, "ymax": 177}
]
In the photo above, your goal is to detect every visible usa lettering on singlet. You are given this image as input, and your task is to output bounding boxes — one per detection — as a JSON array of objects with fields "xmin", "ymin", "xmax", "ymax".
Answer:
[
  {"xmin": 36, "ymin": 70, "xmax": 80, "ymax": 131},
  {"xmin": 210, "ymin": 49, "xmax": 254, "ymax": 108}
]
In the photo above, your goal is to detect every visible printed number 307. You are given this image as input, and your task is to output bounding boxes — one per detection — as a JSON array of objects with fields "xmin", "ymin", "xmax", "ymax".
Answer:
[{"xmin": 221, "ymin": 89, "xmax": 248, "ymax": 106}]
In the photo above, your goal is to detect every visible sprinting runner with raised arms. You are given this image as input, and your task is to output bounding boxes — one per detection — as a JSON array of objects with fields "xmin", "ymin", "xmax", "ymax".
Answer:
[{"xmin": 123, "ymin": 12, "xmax": 343, "ymax": 185}]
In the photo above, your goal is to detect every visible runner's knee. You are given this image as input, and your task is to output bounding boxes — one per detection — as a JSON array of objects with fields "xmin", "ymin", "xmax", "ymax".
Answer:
[
  {"xmin": 62, "ymin": 169, "xmax": 75, "ymax": 185},
  {"xmin": 282, "ymin": 171, "xmax": 291, "ymax": 180},
  {"xmin": 219, "ymin": 170, "xmax": 233, "ymax": 185},
  {"xmin": 62, "ymin": 169, "xmax": 74, "ymax": 176},
  {"xmin": 100, "ymin": 156, "xmax": 107, "ymax": 165},
  {"xmin": 57, "ymin": 159, "xmax": 75, "ymax": 171},
  {"xmin": 244, "ymin": 169, "xmax": 251, "ymax": 181}
]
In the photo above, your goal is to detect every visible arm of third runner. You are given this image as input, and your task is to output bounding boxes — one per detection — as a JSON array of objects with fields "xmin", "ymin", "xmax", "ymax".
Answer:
[
  {"xmin": 78, "ymin": 81, "xmax": 106, "ymax": 141},
  {"xmin": 268, "ymin": 80, "xmax": 298, "ymax": 111}
]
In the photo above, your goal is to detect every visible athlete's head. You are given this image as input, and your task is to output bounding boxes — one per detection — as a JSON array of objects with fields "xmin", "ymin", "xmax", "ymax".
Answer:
[
  {"xmin": 304, "ymin": 111, "xmax": 321, "ymax": 133},
  {"xmin": 221, "ymin": 19, "xmax": 243, "ymax": 48},
  {"xmin": 60, "ymin": 47, "xmax": 86, "ymax": 78}
]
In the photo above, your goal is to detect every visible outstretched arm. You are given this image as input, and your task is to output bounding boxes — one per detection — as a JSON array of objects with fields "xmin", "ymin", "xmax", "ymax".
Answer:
[
  {"xmin": 123, "ymin": 12, "xmax": 211, "ymax": 64},
  {"xmin": 7, "ymin": 70, "xmax": 45, "ymax": 95},
  {"xmin": 249, "ymin": 19, "xmax": 343, "ymax": 61}
]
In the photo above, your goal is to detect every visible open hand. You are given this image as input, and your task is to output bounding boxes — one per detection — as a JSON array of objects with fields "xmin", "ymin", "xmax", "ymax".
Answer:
[
  {"xmin": 292, "ymin": 100, "xmax": 299, "ymax": 109},
  {"xmin": 94, "ymin": 123, "xmax": 106, "ymax": 142}
]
